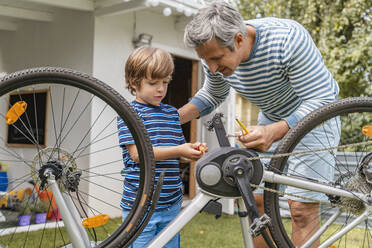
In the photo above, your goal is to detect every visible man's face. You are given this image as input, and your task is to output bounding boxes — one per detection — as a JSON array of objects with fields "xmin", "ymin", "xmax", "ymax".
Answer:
[{"xmin": 195, "ymin": 37, "xmax": 242, "ymax": 76}]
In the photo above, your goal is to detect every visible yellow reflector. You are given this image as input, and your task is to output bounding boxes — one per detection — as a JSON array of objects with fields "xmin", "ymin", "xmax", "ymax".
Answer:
[
  {"xmin": 5, "ymin": 101, "xmax": 27, "ymax": 125},
  {"xmin": 362, "ymin": 126, "xmax": 372, "ymax": 138},
  {"xmin": 82, "ymin": 214, "xmax": 109, "ymax": 228}
]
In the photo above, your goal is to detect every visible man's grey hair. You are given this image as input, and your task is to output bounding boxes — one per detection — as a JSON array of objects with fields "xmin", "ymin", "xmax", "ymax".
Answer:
[{"xmin": 184, "ymin": 1, "xmax": 246, "ymax": 50}]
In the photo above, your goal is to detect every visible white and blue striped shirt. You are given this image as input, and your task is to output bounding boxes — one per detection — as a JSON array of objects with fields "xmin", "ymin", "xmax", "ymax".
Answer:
[
  {"xmin": 190, "ymin": 18, "xmax": 339, "ymax": 128},
  {"xmin": 117, "ymin": 101, "xmax": 185, "ymax": 210}
]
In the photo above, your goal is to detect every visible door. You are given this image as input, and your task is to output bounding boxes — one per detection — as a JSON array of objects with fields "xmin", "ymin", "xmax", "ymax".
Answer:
[{"xmin": 163, "ymin": 56, "xmax": 198, "ymax": 199}]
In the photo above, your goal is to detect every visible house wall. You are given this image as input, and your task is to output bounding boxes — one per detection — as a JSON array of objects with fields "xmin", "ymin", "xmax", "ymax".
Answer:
[
  {"xmin": 0, "ymin": 10, "xmax": 94, "ymax": 73},
  {"xmin": 0, "ymin": 9, "xmax": 94, "ymax": 192}
]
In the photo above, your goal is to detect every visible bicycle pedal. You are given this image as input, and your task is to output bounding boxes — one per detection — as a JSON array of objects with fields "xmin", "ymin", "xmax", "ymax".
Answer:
[
  {"xmin": 82, "ymin": 214, "xmax": 109, "ymax": 228},
  {"xmin": 250, "ymin": 214, "xmax": 271, "ymax": 237}
]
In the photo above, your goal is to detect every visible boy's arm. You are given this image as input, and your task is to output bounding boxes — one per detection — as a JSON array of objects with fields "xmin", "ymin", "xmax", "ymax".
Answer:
[{"xmin": 126, "ymin": 143, "xmax": 206, "ymax": 163}]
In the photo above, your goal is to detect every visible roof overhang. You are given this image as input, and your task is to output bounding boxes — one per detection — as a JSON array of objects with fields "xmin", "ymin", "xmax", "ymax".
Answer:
[
  {"xmin": 95, "ymin": 0, "xmax": 204, "ymax": 17},
  {"xmin": 0, "ymin": 0, "xmax": 205, "ymax": 31}
]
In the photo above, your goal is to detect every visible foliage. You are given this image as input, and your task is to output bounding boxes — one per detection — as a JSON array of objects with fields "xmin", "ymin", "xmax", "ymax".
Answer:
[
  {"xmin": 16, "ymin": 195, "xmax": 33, "ymax": 216},
  {"xmin": 340, "ymin": 113, "xmax": 372, "ymax": 152},
  {"xmin": 33, "ymin": 200, "xmax": 50, "ymax": 213},
  {"xmin": 234, "ymin": 0, "xmax": 372, "ymax": 98}
]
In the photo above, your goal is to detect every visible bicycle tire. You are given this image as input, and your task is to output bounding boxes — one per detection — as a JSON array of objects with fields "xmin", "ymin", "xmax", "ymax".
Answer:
[
  {"xmin": 264, "ymin": 97, "xmax": 372, "ymax": 248},
  {"xmin": 0, "ymin": 67, "xmax": 155, "ymax": 247}
]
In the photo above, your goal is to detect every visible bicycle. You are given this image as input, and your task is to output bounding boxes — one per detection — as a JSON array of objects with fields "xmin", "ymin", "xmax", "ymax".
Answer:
[{"xmin": 0, "ymin": 67, "xmax": 371, "ymax": 247}]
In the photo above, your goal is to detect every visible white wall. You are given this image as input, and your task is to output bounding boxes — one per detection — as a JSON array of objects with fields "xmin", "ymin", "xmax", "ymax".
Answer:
[
  {"xmin": 0, "ymin": 32, "xmax": 11, "ymax": 74},
  {"xmin": 0, "ymin": 9, "xmax": 94, "ymax": 74}
]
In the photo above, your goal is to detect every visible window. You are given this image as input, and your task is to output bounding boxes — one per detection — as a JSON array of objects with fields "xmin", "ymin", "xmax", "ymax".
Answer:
[{"xmin": 6, "ymin": 90, "xmax": 48, "ymax": 147}]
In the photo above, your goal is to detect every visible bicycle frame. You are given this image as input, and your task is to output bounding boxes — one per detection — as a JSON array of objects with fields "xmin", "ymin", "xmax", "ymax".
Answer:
[
  {"xmin": 48, "ymin": 163, "xmax": 370, "ymax": 248},
  {"xmin": 145, "ymin": 170, "xmax": 370, "ymax": 248}
]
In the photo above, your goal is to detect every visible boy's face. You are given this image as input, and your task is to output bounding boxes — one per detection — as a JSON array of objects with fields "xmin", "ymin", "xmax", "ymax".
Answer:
[{"xmin": 134, "ymin": 77, "xmax": 170, "ymax": 106}]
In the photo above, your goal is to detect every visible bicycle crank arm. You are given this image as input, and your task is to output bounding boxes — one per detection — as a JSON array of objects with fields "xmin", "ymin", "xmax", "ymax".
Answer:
[
  {"xmin": 233, "ymin": 166, "xmax": 260, "ymax": 220},
  {"xmin": 233, "ymin": 165, "xmax": 271, "ymax": 237}
]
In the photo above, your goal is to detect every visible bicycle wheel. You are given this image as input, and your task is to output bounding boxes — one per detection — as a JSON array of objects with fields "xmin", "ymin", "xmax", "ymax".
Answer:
[
  {"xmin": 0, "ymin": 67, "xmax": 155, "ymax": 247},
  {"xmin": 264, "ymin": 97, "xmax": 372, "ymax": 248}
]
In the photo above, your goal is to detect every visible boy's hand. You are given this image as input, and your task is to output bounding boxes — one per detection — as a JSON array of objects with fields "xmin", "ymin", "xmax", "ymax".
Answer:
[
  {"xmin": 178, "ymin": 142, "xmax": 208, "ymax": 160},
  {"xmin": 193, "ymin": 142, "xmax": 208, "ymax": 154}
]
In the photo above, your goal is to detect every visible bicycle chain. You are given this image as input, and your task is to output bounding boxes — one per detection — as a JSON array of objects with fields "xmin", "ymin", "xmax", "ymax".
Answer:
[
  {"xmin": 251, "ymin": 183, "xmax": 347, "ymax": 210},
  {"xmin": 245, "ymin": 140, "xmax": 372, "ymax": 161},
  {"xmin": 245, "ymin": 140, "xmax": 372, "ymax": 212}
]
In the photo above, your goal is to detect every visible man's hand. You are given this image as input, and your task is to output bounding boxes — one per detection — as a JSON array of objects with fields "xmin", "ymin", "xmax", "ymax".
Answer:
[{"xmin": 237, "ymin": 120, "xmax": 289, "ymax": 152}]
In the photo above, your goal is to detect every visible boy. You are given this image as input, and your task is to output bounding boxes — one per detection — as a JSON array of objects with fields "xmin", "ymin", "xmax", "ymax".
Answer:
[{"xmin": 117, "ymin": 46, "xmax": 207, "ymax": 248}]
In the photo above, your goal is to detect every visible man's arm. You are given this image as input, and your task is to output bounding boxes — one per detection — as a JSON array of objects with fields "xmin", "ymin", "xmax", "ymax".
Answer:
[{"xmin": 178, "ymin": 103, "xmax": 200, "ymax": 124}]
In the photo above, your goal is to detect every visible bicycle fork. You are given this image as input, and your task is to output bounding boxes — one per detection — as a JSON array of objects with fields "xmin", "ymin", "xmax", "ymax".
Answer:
[{"xmin": 46, "ymin": 171, "xmax": 92, "ymax": 248}]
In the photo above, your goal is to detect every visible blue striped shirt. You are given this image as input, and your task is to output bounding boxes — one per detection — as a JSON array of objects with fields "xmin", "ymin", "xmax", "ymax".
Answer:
[
  {"xmin": 191, "ymin": 18, "xmax": 339, "ymax": 128},
  {"xmin": 117, "ymin": 101, "xmax": 185, "ymax": 210}
]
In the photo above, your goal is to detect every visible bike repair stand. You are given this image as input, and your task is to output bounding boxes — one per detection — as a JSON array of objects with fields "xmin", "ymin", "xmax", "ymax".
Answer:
[{"xmin": 147, "ymin": 114, "xmax": 271, "ymax": 248}]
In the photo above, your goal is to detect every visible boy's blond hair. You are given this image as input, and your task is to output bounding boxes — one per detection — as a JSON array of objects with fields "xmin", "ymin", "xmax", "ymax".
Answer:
[{"xmin": 125, "ymin": 46, "xmax": 174, "ymax": 95}]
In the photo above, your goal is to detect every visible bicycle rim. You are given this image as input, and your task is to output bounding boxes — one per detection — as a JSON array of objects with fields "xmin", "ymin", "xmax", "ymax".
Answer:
[
  {"xmin": 0, "ymin": 67, "xmax": 155, "ymax": 247},
  {"xmin": 265, "ymin": 97, "xmax": 372, "ymax": 248}
]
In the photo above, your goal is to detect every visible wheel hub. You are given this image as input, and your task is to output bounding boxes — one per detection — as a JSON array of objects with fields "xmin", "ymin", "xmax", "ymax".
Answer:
[
  {"xmin": 31, "ymin": 147, "xmax": 77, "ymax": 190},
  {"xmin": 331, "ymin": 152, "xmax": 372, "ymax": 215},
  {"xmin": 38, "ymin": 160, "xmax": 63, "ymax": 189}
]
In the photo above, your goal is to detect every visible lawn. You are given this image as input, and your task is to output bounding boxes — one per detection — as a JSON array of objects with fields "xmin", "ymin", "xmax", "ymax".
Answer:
[
  {"xmin": 0, "ymin": 212, "xmax": 243, "ymax": 248},
  {"xmin": 181, "ymin": 212, "xmax": 243, "ymax": 248},
  {"xmin": 0, "ymin": 211, "xmax": 369, "ymax": 247}
]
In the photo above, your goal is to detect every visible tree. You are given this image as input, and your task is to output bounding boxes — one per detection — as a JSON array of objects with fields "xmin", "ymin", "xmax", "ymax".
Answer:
[{"xmin": 234, "ymin": 0, "xmax": 372, "ymax": 98}]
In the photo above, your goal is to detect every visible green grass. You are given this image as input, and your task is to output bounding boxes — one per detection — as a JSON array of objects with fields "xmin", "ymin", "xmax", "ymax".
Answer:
[
  {"xmin": 0, "ymin": 212, "xmax": 243, "ymax": 248},
  {"xmin": 181, "ymin": 212, "xmax": 243, "ymax": 248},
  {"xmin": 0, "ymin": 212, "xmax": 369, "ymax": 247}
]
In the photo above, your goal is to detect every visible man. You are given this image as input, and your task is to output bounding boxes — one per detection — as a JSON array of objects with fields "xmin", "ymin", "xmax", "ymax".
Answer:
[{"xmin": 179, "ymin": 1, "xmax": 339, "ymax": 247}]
